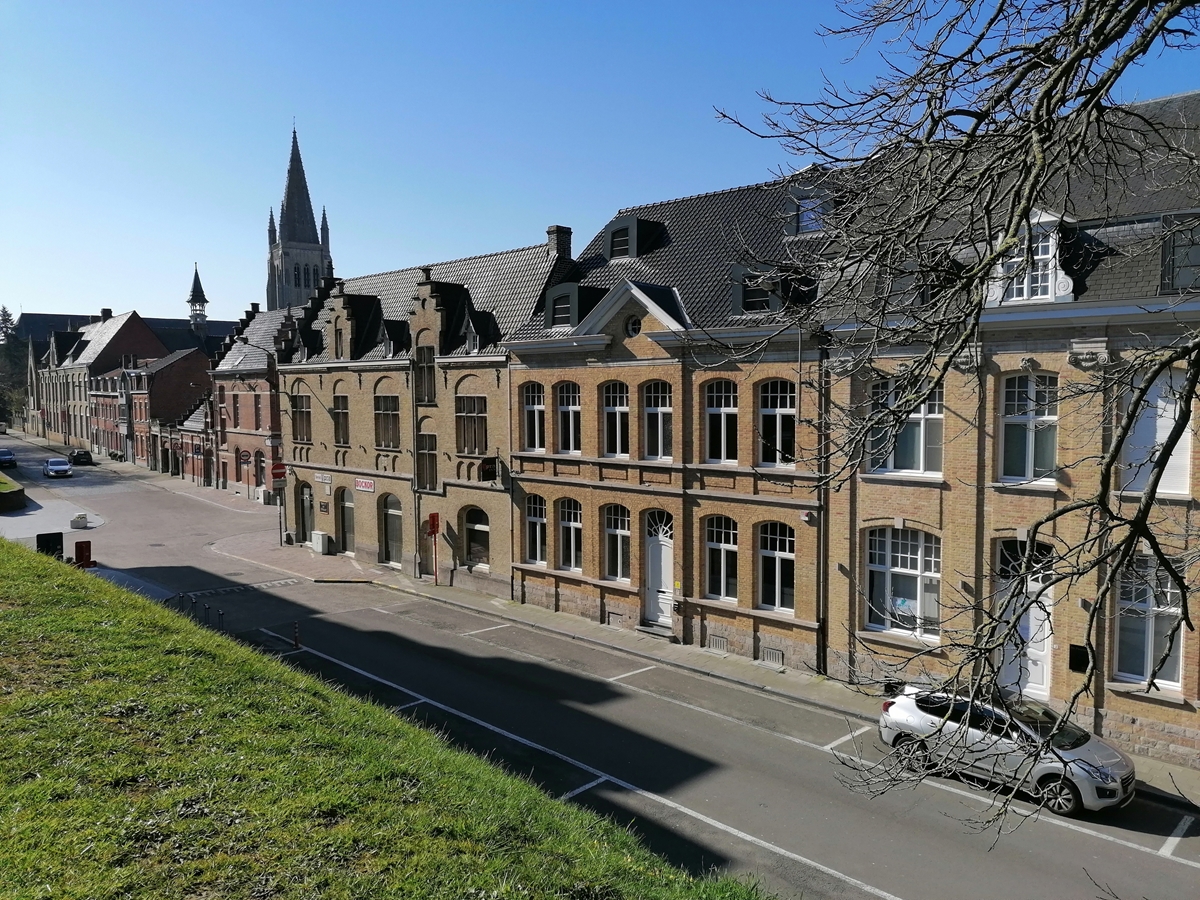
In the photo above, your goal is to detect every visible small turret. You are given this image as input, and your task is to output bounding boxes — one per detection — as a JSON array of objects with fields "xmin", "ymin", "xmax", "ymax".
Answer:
[
  {"xmin": 187, "ymin": 264, "xmax": 209, "ymax": 338},
  {"xmin": 320, "ymin": 206, "xmax": 329, "ymax": 250},
  {"xmin": 268, "ymin": 208, "xmax": 277, "ymax": 246}
]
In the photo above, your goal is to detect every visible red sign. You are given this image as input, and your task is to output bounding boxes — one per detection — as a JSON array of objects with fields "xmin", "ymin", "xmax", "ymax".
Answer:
[
  {"xmin": 271, "ymin": 462, "xmax": 287, "ymax": 479},
  {"xmin": 238, "ymin": 450, "xmax": 252, "ymax": 463},
  {"xmin": 354, "ymin": 477, "xmax": 375, "ymax": 493},
  {"xmin": 428, "ymin": 513, "xmax": 440, "ymax": 536}
]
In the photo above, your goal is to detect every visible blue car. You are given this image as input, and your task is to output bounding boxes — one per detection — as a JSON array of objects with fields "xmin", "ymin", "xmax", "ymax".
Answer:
[{"xmin": 0, "ymin": 448, "xmax": 16, "ymax": 468}]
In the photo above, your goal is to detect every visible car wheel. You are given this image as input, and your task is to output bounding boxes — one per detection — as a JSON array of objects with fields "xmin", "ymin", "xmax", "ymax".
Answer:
[
  {"xmin": 893, "ymin": 734, "xmax": 934, "ymax": 775},
  {"xmin": 1037, "ymin": 775, "xmax": 1083, "ymax": 817}
]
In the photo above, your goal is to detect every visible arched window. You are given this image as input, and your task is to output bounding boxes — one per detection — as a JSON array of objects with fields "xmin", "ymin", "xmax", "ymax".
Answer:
[
  {"xmin": 525, "ymin": 494, "xmax": 547, "ymax": 564},
  {"xmin": 336, "ymin": 487, "xmax": 355, "ymax": 553},
  {"xmin": 870, "ymin": 379, "xmax": 943, "ymax": 473},
  {"xmin": 254, "ymin": 450, "xmax": 265, "ymax": 488},
  {"xmin": 559, "ymin": 498, "xmax": 583, "ymax": 570},
  {"xmin": 759, "ymin": 380, "xmax": 797, "ymax": 466},
  {"xmin": 705, "ymin": 516, "xmax": 738, "ymax": 600},
  {"xmin": 414, "ymin": 346, "xmax": 436, "ymax": 403},
  {"xmin": 557, "ymin": 382, "xmax": 581, "ymax": 454},
  {"xmin": 303, "ymin": 265, "xmax": 310, "ymax": 288},
  {"xmin": 603, "ymin": 382, "xmax": 629, "ymax": 456},
  {"xmin": 1001, "ymin": 373, "xmax": 1058, "ymax": 480},
  {"xmin": 293, "ymin": 264, "xmax": 300, "ymax": 287},
  {"xmin": 603, "ymin": 504, "xmax": 631, "ymax": 580},
  {"xmin": 705, "ymin": 380, "xmax": 738, "ymax": 463},
  {"xmin": 866, "ymin": 527, "xmax": 940, "ymax": 638},
  {"xmin": 643, "ymin": 381, "xmax": 672, "ymax": 459},
  {"xmin": 523, "ymin": 383, "xmax": 545, "ymax": 451},
  {"xmin": 233, "ymin": 446, "xmax": 242, "ymax": 482},
  {"xmin": 464, "ymin": 508, "xmax": 490, "ymax": 567},
  {"xmin": 381, "ymin": 495, "xmax": 403, "ymax": 565},
  {"xmin": 759, "ymin": 522, "xmax": 795, "ymax": 610},
  {"xmin": 332, "ymin": 393, "xmax": 350, "ymax": 446}
]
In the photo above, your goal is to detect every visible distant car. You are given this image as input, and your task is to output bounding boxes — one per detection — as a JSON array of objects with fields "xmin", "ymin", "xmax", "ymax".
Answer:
[
  {"xmin": 42, "ymin": 458, "xmax": 73, "ymax": 478},
  {"xmin": 66, "ymin": 449, "xmax": 94, "ymax": 466},
  {"xmin": 878, "ymin": 684, "xmax": 1136, "ymax": 816},
  {"xmin": 0, "ymin": 448, "xmax": 15, "ymax": 468}
]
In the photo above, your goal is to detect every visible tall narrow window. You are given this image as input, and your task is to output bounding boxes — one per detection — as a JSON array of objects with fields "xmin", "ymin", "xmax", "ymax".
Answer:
[
  {"xmin": 304, "ymin": 265, "xmax": 311, "ymax": 288},
  {"xmin": 253, "ymin": 394, "xmax": 262, "ymax": 431},
  {"xmin": 382, "ymin": 495, "xmax": 403, "ymax": 564},
  {"xmin": 332, "ymin": 394, "xmax": 350, "ymax": 446},
  {"xmin": 231, "ymin": 393, "xmax": 240, "ymax": 428},
  {"xmin": 1164, "ymin": 216, "xmax": 1200, "ymax": 291},
  {"xmin": 293, "ymin": 265, "xmax": 300, "ymax": 287},
  {"xmin": 414, "ymin": 347, "xmax": 436, "ymax": 403},
  {"xmin": 1001, "ymin": 374, "xmax": 1058, "ymax": 480},
  {"xmin": 559, "ymin": 498, "xmax": 583, "ymax": 570},
  {"xmin": 523, "ymin": 383, "xmax": 545, "ymax": 451},
  {"xmin": 526, "ymin": 495, "xmax": 547, "ymax": 564},
  {"xmin": 870, "ymin": 380, "xmax": 944, "ymax": 473},
  {"xmin": 759, "ymin": 522, "xmax": 796, "ymax": 611},
  {"xmin": 1121, "ymin": 369, "xmax": 1191, "ymax": 495},
  {"xmin": 610, "ymin": 227, "xmax": 630, "ymax": 258},
  {"xmin": 416, "ymin": 430, "xmax": 437, "ymax": 490},
  {"xmin": 643, "ymin": 381, "xmax": 673, "ymax": 460},
  {"xmin": 455, "ymin": 395, "xmax": 488, "ymax": 454},
  {"xmin": 464, "ymin": 508, "xmax": 490, "ymax": 567},
  {"xmin": 1003, "ymin": 231, "xmax": 1054, "ymax": 301},
  {"xmin": 706, "ymin": 380, "xmax": 739, "ymax": 464},
  {"xmin": 866, "ymin": 528, "xmax": 941, "ymax": 638},
  {"xmin": 291, "ymin": 394, "xmax": 312, "ymax": 443},
  {"xmin": 374, "ymin": 395, "xmax": 401, "ymax": 449},
  {"xmin": 604, "ymin": 504, "xmax": 631, "ymax": 580},
  {"xmin": 334, "ymin": 328, "xmax": 344, "ymax": 359},
  {"xmin": 1116, "ymin": 557, "xmax": 1183, "ymax": 687},
  {"xmin": 603, "ymin": 382, "xmax": 629, "ymax": 456},
  {"xmin": 558, "ymin": 382, "xmax": 581, "ymax": 454},
  {"xmin": 705, "ymin": 516, "xmax": 738, "ymax": 600},
  {"xmin": 759, "ymin": 380, "xmax": 797, "ymax": 466},
  {"xmin": 551, "ymin": 293, "xmax": 571, "ymax": 326}
]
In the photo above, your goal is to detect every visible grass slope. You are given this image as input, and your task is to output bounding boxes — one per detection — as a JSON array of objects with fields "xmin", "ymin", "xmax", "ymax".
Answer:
[{"xmin": 0, "ymin": 542, "xmax": 764, "ymax": 900}]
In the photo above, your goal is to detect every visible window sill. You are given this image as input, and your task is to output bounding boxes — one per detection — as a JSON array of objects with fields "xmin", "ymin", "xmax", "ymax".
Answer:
[
  {"xmin": 857, "ymin": 628, "xmax": 942, "ymax": 653},
  {"xmin": 860, "ymin": 472, "xmax": 946, "ymax": 486},
  {"xmin": 1116, "ymin": 490, "xmax": 1193, "ymax": 503},
  {"xmin": 1106, "ymin": 681, "xmax": 1192, "ymax": 706},
  {"xmin": 374, "ymin": 447, "xmax": 402, "ymax": 453},
  {"xmin": 704, "ymin": 595, "xmax": 738, "ymax": 604},
  {"xmin": 989, "ymin": 480, "xmax": 1060, "ymax": 494}
]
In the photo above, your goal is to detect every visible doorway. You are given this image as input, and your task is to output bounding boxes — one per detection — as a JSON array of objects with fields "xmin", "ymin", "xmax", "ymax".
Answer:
[
  {"xmin": 297, "ymin": 483, "xmax": 314, "ymax": 543},
  {"xmin": 644, "ymin": 510, "xmax": 674, "ymax": 626},
  {"xmin": 995, "ymin": 540, "xmax": 1053, "ymax": 699},
  {"xmin": 336, "ymin": 488, "xmax": 355, "ymax": 553}
]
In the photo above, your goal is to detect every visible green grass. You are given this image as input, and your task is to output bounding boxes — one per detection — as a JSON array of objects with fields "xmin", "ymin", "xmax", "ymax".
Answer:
[
  {"xmin": 0, "ymin": 472, "xmax": 20, "ymax": 492},
  {"xmin": 0, "ymin": 541, "xmax": 765, "ymax": 900}
]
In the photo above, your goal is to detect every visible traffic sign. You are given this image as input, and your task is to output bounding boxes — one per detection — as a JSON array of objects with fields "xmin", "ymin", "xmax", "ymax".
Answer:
[
  {"xmin": 271, "ymin": 462, "xmax": 287, "ymax": 479},
  {"xmin": 238, "ymin": 450, "xmax": 252, "ymax": 463},
  {"xmin": 272, "ymin": 478, "xmax": 287, "ymax": 491}
]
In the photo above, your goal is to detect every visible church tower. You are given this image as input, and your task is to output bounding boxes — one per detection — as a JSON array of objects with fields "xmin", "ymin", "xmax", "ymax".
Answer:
[
  {"xmin": 266, "ymin": 130, "xmax": 333, "ymax": 310},
  {"xmin": 187, "ymin": 264, "xmax": 209, "ymax": 337}
]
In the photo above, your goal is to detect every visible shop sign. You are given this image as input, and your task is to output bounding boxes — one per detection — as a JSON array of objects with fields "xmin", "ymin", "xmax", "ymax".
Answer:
[
  {"xmin": 354, "ymin": 477, "xmax": 375, "ymax": 493},
  {"xmin": 313, "ymin": 472, "xmax": 332, "ymax": 483}
]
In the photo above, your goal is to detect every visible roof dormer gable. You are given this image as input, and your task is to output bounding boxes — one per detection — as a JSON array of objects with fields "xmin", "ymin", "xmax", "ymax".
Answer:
[{"xmin": 603, "ymin": 216, "xmax": 666, "ymax": 261}]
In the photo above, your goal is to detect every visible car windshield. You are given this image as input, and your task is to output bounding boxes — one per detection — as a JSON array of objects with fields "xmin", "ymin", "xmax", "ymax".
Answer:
[
  {"xmin": 1006, "ymin": 698, "xmax": 1090, "ymax": 750},
  {"xmin": 0, "ymin": 450, "xmax": 12, "ymax": 457},
  {"xmin": 48, "ymin": 459, "xmax": 68, "ymax": 466}
]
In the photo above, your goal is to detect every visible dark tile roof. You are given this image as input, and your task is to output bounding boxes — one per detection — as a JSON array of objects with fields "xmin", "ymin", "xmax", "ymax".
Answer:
[
  {"xmin": 14, "ymin": 313, "xmax": 97, "ymax": 342},
  {"xmin": 144, "ymin": 317, "xmax": 238, "ymax": 338},
  {"xmin": 214, "ymin": 307, "xmax": 294, "ymax": 372}
]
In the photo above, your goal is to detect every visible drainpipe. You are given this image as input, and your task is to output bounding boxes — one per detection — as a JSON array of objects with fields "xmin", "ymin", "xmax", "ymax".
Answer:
[{"xmin": 816, "ymin": 327, "xmax": 830, "ymax": 676}]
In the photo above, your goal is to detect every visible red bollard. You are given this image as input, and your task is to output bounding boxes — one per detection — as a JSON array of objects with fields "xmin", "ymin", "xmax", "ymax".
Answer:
[{"xmin": 74, "ymin": 540, "xmax": 96, "ymax": 568}]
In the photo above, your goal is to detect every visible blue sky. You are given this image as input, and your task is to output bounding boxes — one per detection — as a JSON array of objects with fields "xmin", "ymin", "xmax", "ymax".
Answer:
[{"xmin": 2, "ymin": 1, "xmax": 1198, "ymax": 320}]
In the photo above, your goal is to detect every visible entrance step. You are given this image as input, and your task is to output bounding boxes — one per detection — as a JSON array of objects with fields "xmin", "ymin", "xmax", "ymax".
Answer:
[{"xmin": 635, "ymin": 623, "xmax": 677, "ymax": 642}]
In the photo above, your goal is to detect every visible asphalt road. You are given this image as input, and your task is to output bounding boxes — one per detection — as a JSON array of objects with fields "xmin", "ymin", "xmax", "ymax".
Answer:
[{"xmin": 4, "ymin": 435, "xmax": 1198, "ymax": 900}]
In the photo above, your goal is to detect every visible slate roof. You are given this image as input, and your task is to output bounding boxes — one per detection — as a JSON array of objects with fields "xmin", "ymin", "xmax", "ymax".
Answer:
[
  {"xmin": 215, "ymin": 307, "xmax": 294, "ymax": 372},
  {"xmin": 67, "ymin": 312, "xmax": 140, "ymax": 368},
  {"xmin": 143, "ymin": 317, "xmax": 237, "ymax": 338},
  {"xmin": 14, "ymin": 313, "xmax": 96, "ymax": 343}
]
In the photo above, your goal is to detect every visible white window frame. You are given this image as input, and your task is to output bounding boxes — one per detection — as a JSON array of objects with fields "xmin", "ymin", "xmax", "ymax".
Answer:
[
  {"xmin": 525, "ymin": 495, "xmax": 547, "ymax": 565},
  {"xmin": 523, "ymin": 383, "xmax": 545, "ymax": 452},
  {"xmin": 870, "ymin": 379, "xmax": 944, "ymax": 474},
  {"xmin": 759, "ymin": 522, "xmax": 796, "ymax": 611},
  {"xmin": 759, "ymin": 380, "xmax": 797, "ymax": 468},
  {"xmin": 603, "ymin": 504, "xmax": 631, "ymax": 581},
  {"xmin": 1001, "ymin": 373, "xmax": 1058, "ymax": 482},
  {"xmin": 866, "ymin": 527, "xmax": 941, "ymax": 640},
  {"xmin": 1120, "ymin": 369, "xmax": 1191, "ymax": 495},
  {"xmin": 1003, "ymin": 229, "xmax": 1055, "ymax": 302},
  {"xmin": 705, "ymin": 380, "xmax": 739, "ymax": 464},
  {"xmin": 1116, "ymin": 557, "xmax": 1183, "ymax": 688},
  {"xmin": 705, "ymin": 516, "xmax": 738, "ymax": 601},
  {"xmin": 559, "ymin": 498, "xmax": 583, "ymax": 571},
  {"xmin": 603, "ymin": 382, "xmax": 630, "ymax": 457},
  {"xmin": 557, "ymin": 382, "xmax": 582, "ymax": 454},
  {"xmin": 643, "ymin": 381, "xmax": 673, "ymax": 460}
]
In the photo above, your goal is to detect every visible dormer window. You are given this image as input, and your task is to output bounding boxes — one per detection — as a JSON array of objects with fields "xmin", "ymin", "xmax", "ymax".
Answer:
[
  {"xmin": 610, "ymin": 227, "xmax": 630, "ymax": 258},
  {"xmin": 741, "ymin": 277, "xmax": 771, "ymax": 312},
  {"xmin": 1163, "ymin": 215, "xmax": 1200, "ymax": 292},
  {"xmin": 1004, "ymin": 231, "xmax": 1055, "ymax": 301},
  {"xmin": 466, "ymin": 328, "xmax": 479, "ymax": 353},
  {"xmin": 793, "ymin": 196, "xmax": 830, "ymax": 234},
  {"xmin": 551, "ymin": 292, "xmax": 571, "ymax": 326}
]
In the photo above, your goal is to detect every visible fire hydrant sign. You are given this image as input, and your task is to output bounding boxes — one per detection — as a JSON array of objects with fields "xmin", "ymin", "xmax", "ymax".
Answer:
[{"xmin": 354, "ymin": 477, "xmax": 375, "ymax": 493}]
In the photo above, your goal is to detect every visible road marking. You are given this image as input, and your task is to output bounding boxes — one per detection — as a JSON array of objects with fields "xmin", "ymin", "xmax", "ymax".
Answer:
[
  {"xmin": 561, "ymin": 776, "xmax": 608, "ymax": 800},
  {"xmin": 607, "ymin": 665, "xmax": 656, "ymax": 682},
  {"xmin": 461, "ymin": 623, "xmax": 513, "ymax": 636},
  {"xmin": 822, "ymin": 725, "xmax": 872, "ymax": 751},
  {"xmin": 1160, "ymin": 815, "xmax": 1195, "ymax": 857},
  {"xmin": 259, "ymin": 628, "xmax": 908, "ymax": 900},
  {"xmin": 393, "ymin": 699, "xmax": 425, "ymax": 712}
]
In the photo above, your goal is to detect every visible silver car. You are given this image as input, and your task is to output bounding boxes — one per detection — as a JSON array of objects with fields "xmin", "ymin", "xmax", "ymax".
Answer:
[
  {"xmin": 878, "ymin": 685, "xmax": 1136, "ymax": 816},
  {"xmin": 42, "ymin": 458, "xmax": 73, "ymax": 478}
]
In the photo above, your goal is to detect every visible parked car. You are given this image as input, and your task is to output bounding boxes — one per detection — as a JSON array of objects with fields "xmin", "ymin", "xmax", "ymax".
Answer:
[
  {"xmin": 0, "ymin": 448, "xmax": 16, "ymax": 468},
  {"xmin": 42, "ymin": 458, "xmax": 73, "ymax": 478},
  {"xmin": 67, "ymin": 449, "xmax": 94, "ymax": 466},
  {"xmin": 878, "ymin": 685, "xmax": 1136, "ymax": 816}
]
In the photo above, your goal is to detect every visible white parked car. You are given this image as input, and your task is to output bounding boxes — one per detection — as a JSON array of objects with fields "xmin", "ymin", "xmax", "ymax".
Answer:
[
  {"xmin": 879, "ymin": 685, "xmax": 1136, "ymax": 816},
  {"xmin": 42, "ymin": 458, "xmax": 73, "ymax": 478}
]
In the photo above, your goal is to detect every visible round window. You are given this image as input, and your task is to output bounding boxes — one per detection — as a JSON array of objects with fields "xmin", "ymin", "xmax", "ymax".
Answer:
[{"xmin": 624, "ymin": 316, "xmax": 642, "ymax": 337}]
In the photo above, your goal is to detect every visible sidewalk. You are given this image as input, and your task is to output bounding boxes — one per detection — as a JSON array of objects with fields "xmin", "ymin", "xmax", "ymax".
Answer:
[{"xmin": 209, "ymin": 526, "xmax": 1200, "ymax": 814}]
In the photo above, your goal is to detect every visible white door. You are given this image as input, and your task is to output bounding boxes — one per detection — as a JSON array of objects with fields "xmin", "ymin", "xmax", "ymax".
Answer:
[
  {"xmin": 997, "ymin": 576, "xmax": 1052, "ymax": 700},
  {"xmin": 645, "ymin": 511, "xmax": 674, "ymax": 625}
]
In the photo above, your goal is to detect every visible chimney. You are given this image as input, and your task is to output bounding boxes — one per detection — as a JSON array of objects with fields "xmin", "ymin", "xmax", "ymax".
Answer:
[
  {"xmin": 547, "ymin": 225, "xmax": 572, "ymax": 260},
  {"xmin": 100, "ymin": 308, "xmax": 113, "ymax": 321}
]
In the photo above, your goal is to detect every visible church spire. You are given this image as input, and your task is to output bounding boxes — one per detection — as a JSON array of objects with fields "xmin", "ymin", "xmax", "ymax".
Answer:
[
  {"xmin": 268, "ymin": 207, "xmax": 277, "ymax": 246},
  {"xmin": 187, "ymin": 264, "xmax": 209, "ymax": 338},
  {"xmin": 320, "ymin": 206, "xmax": 329, "ymax": 249},
  {"xmin": 279, "ymin": 129, "xmax": 319, "ymax": 244}
]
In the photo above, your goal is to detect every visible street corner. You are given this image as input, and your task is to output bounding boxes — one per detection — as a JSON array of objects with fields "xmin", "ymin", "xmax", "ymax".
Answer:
[{"xmin": 0, "ymin": 497, "xmax": 106, "ymax": 543}]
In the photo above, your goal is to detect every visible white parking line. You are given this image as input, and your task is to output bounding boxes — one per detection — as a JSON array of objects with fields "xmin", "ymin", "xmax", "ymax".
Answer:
[
  {"xmin": 260, "ymin": 628, "xmax": 907, "ymax": 900},
  {"xmin": 393, "ymin": 699, "xmax": 425, "ymax": 712},
  {"xmin": 461, "ymin": 623, "xmax": 513, "ymax": 636},
  {"xmin": 823, "ymin": 725, "xmax": 872, "ymax": 751},
  {"xmin": 1160, "ymin": 815, "xmax": 1195, "ymax": 857},
  {"xmin": 607, "ymin": 665, "xmax": 656, "ymax": 682},
  {"xmin": 561, "ymin": 776, "xmax": 608, "ymax": 800}
]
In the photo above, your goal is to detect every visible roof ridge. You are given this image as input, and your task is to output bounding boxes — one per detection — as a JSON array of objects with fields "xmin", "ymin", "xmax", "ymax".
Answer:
[
  {"xmin": 1127, "ymin": 89, "xmax": 1200, "ymax": 106},
  {"xmin": 344, "ymin": 242, "xmax": 546, "ymax": 281},
  {"xmin": 614, "ymin": 178, "xmax": 786, "ymax": 216}
]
